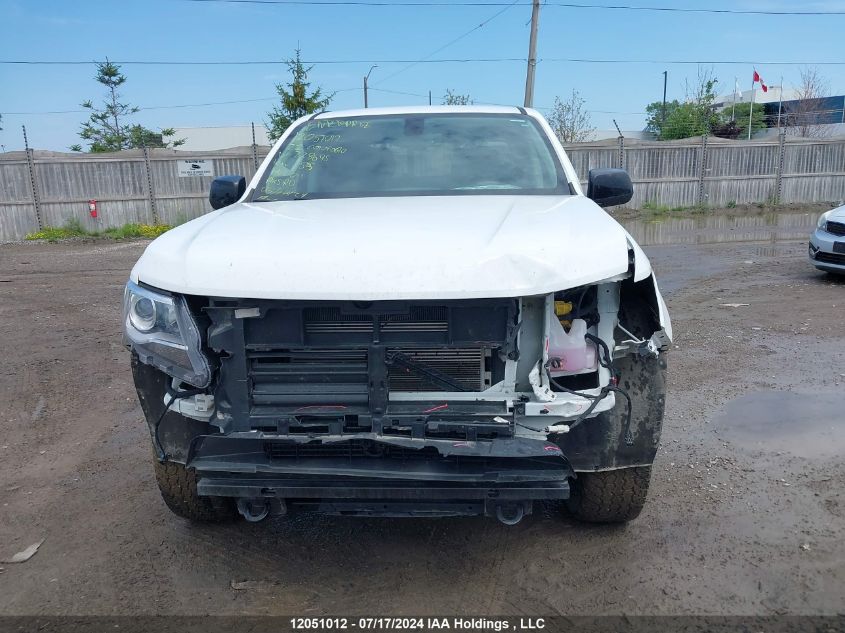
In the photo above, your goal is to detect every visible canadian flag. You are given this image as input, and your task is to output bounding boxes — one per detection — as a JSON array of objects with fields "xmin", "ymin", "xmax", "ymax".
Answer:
[{"xmin": 753, "ymin": 69, "xmax": 768, "ymax": 92}]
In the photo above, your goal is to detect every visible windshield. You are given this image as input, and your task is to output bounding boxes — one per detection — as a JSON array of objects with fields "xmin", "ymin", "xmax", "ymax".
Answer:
[{"xmin": 252, "ymin": 113, "xmax": 569, "ymax": 201}]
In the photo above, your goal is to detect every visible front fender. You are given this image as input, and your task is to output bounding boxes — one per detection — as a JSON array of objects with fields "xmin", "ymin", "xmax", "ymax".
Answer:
[{"xmin": 625, "ymin": 234, "xmax": 672, "ymax": 344}]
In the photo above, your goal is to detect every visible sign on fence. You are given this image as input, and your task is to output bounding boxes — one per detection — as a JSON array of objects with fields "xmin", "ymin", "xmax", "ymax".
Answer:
[{"xmin": 177, "ymin": 159, "xmax": 214, "ymax": 178}]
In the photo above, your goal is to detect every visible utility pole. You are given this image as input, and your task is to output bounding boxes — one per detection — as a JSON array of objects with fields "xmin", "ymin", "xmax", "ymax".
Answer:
[
  {"xmin": 661, "ymin": 71, "xmax": 668, "ymax": 124},
  {"xmin": 363, "ymin": 65, "xmax": 377, "ymax": 108},
  {"xmin": 428, "ymin": 90, "xmax": 432, "ymax": 106},
  {"xmin": 523, "ymin": 0, "xmax": 541, "ymax": 108}
]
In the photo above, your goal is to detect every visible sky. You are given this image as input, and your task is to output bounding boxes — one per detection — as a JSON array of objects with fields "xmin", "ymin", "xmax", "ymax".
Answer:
[{"xmin": 1, "ymin": 0, "xmax": 844, "ymax": 151}]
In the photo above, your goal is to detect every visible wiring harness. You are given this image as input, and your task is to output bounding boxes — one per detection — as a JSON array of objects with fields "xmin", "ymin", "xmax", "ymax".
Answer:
[
  {"xmin": 546, "ymin": 332, "xmax": 635, "ymax": 446},
  {"xmin": 152, "ymin": 385, "xmax": 206, "ymax": 462}
]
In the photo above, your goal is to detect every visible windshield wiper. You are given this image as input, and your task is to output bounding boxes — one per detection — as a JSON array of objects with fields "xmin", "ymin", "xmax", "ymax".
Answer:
[
  {"xmin": 452, "ymin": 184, "xmax": 520, "ymax": 190},
  {"xmin": 252, "ymin": 194, "xmax": 309, "ymax": 202}
]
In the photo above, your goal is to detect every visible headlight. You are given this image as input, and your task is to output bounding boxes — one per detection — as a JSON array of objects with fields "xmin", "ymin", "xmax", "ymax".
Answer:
[
  {"xmin": 817, "ymin": 210, "xmax": 832, "ymax": 229},
  {"xmin": 123, "ymin": 280, "xmax": 212, "ymax": 388},
  {"xmin": 129, "ymin": 294, "xmax": 159, "ymax": 332}
]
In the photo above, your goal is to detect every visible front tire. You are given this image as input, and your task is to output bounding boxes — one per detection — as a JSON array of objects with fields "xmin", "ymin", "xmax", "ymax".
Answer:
[
  {"xmin": 152, "ymin": 458, "xmax": 236, "ymax": 522},
  {"xmin": 565, "ymin": 465, "xmax": 652, "ymax": 523}
]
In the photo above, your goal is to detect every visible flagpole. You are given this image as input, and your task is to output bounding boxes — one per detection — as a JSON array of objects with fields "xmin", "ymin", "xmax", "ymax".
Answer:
[
  {"xmin": 777, "ymin": 76, "xmax": 783, "ymax": 128},
  {"xmin": 732, "ymin": 77, "xmax": 738, "ymax": 121},
  {"xmin": 748, "ymin": 73, "xmax": 756, "ymax": 140}
]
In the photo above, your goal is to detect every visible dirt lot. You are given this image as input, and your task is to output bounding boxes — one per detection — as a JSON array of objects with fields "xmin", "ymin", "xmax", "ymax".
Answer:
[{"xmin": 0, "ymin": 211, "xmax": 843, "ymax": 616}]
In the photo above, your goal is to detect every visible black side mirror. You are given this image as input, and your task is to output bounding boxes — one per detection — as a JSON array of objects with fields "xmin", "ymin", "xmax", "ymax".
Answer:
[
  {"xmin": 209, "ymin": 175, "xmax": 246, "ymax": 210},
  {"xmin": 587, "ymin": 168, "xmax": 633, "ymax": 207}
]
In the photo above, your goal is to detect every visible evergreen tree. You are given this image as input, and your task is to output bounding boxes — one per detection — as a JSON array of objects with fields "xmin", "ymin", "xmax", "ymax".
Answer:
[
  {"xmin": 74, "ymin": 60, "xmax": 183, "ymax": 152},
  {"xmin": 266, "ymin": 49, "xmax": 333, "ymax": 141}
]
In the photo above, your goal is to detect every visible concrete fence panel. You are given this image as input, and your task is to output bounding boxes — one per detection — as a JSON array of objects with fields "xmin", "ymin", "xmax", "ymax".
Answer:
[
  {"xmin": 33, "ymin": 153, "xmax": 151, "ymax": 231},
  {"xmin": 2, "ymin": 138, "xmax": 844, "ymax": 242},
  {"xmin": 0, "ymin": 157, "xmax": 40, "ymax": 240}
]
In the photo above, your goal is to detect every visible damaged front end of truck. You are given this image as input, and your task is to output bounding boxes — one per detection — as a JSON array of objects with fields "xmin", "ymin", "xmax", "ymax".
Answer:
[
  {"xmin": 125, "ymin": 106, "xmax": 672, "ymax": 525},
  {"xmin": 127, "ymin": 266, "xmax": 670, "ymax": 525}
]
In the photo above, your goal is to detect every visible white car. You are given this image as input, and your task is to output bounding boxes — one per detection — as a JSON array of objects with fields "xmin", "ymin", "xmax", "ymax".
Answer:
[
  {"xmin": 809, "ymin": 205, "xmax": 845, "ymax": 274},
  {"xmin": 124, "ymin": 106, "xmax": 672, "ymax": 525}
]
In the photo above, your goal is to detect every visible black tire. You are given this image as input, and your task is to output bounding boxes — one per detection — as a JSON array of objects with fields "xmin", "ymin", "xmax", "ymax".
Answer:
[
  {"xmin": 565, "ymin": 465, "xmax": 652, "ymax": 523},
  {"xmin": 152, "ymin": 458, "xmax": 237, "ymax": 522}
]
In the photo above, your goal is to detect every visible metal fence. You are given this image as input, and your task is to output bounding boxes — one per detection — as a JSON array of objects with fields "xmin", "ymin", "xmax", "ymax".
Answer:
[{"xmin": 2, "ymin": 135, "xmax": 844, "ymax": 242}]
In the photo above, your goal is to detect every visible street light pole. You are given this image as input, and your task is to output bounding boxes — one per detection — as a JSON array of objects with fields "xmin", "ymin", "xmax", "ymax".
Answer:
[
  {"xmin": 364, "ymin": 65, "xmax": 377, "ymax": 108},
  {"xmin": 524, "ymin": 0, "xmax": 541, "ymax": 108}
]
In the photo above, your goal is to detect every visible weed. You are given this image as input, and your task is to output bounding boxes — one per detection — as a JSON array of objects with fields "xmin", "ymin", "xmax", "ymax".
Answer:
[
  {"xmin": 640, "ymin": 201, "xmax": 705, "ymax": 215},
  {"xmin": 26, "ymin": 220, "xmax": 171, "ymax": 242}
]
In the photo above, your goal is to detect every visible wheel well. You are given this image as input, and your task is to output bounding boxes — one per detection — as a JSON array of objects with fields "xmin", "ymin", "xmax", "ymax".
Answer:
[{"xmin": 618, "ymin": 275, "xmax": 662, "ymax": 340}]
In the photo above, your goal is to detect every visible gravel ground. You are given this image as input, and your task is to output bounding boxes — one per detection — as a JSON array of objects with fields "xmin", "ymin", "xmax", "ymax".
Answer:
[{"xmin": 0, "ymin": 215, "xmax": 843, "ymax": 616}]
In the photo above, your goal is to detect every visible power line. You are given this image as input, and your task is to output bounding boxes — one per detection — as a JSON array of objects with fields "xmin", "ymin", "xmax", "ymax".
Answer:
[
  {"xmin": 368, "ymin": 87, "xmax": 429, "ymax": 98},
  {"xmin": 0, "ymin": 58, "xmax": 524, "ymax": 66},
  {"xmin": 0, "ymin": 86, "xmax": 390, "ymax": 116},
  {"xmin": 548, "ymin": 3, "xmax": 845, "ymax": 15},
  {"xmin": 374, "ymin": 0, "xmax": 521, "ymax": 86},
  {"xmin": 542, "ymin": 58, "xmax": 845, "ymax": 66},
  {"xmin": 3, "ymin": 95, "xmax": 300, "ymax": 116},
  {"xmin": 5, "ymin": 57, "xmax": 845, "ymax": 66},
  {"xmin": 180, "ymin": 0, "xmax": 845, "ymax": 14}
]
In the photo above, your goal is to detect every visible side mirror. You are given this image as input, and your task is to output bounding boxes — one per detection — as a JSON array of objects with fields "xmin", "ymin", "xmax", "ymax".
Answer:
[
  {"xmin": 209, "ymin": 175, "xmax": 246, "ymax": 210},
  {"xmin": 587, "ymin": 168, "xmax": 633, "ymax": 207}
]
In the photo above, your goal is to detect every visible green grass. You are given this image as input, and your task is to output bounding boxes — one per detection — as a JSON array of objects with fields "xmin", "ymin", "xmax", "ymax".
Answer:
[
  {"xmin": 26, "ymin": 219, "xmax": 171, "ymax": 241},
  {"xmin": 639, "ymin": 201, "xmax": 708, "ymax": 216},
  {"xmin": 754, "ymin": 195, "xmax": 782, "ymax": 210}
]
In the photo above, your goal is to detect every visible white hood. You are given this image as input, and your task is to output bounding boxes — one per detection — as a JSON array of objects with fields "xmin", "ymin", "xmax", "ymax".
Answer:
[
  {"xmin": 828, "ymin": 204, "xmax": 845, "ymax": 221},
  {"xmin": 132, "ymin": 195, "xmax": 634, "ymax": 300}
]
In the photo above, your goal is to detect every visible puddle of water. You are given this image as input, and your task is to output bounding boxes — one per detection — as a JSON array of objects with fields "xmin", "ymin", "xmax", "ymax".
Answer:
[
  {"xmin": 620, "ymin": 212, "xmax": 817, "ymax": 246},
  {"xmin": 715, "ymin": 391, "xmax": 845, "ymax": 458}
]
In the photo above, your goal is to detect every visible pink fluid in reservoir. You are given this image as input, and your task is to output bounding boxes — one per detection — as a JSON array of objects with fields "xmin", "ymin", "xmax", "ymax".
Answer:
[{"xmin": 547, "ymin": 317, "xmax": 598, "ymax": 375}]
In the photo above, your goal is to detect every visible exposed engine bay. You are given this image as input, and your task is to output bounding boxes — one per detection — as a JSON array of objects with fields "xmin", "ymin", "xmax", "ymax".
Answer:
[
  {"xmin": 123, "ymin": 106, "xmax": 673, "ymax": 524},
  {"xmin": 127, "ymin": 269, "xmax": 669, "ymax": 525},
  {"xmin": 143, "ymin": 275, "xmax": 667, "ymax": 445}
]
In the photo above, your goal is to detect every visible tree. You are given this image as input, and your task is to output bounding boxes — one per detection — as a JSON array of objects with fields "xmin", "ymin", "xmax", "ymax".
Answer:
[
  {"xmin": 712, "ymin": 101, "xmax": 767, "ymax": 139},
  {"xmin": 785, "ymin": 67, "xmax": 831, "ymax": 138},
  {"xmin": 644, "ymin": 99, "xmax": 680, "ymax": 137},
  {"xmin": 75, "ymin": 60, "xmax": 184, "ymax": 152},
  {"xmin": 650, "ymin": 69, "xmax": 720, "ymax": 140},
  {"xmin": 442, "ymin": 89, "xmax": 473, "ymax": 105},
  {"xmin": 266, "ymin": 49, "xmax": 333, "ymax": 141},
  {"xmin": 547, "ymin": 90, "xmax": 595, "ymax": 143}
]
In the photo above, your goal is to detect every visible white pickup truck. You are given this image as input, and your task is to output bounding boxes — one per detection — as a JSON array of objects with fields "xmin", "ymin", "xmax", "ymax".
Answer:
[{"xmin": 124, "ymin": 106, "xmax": 671, "ymax": 525}]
